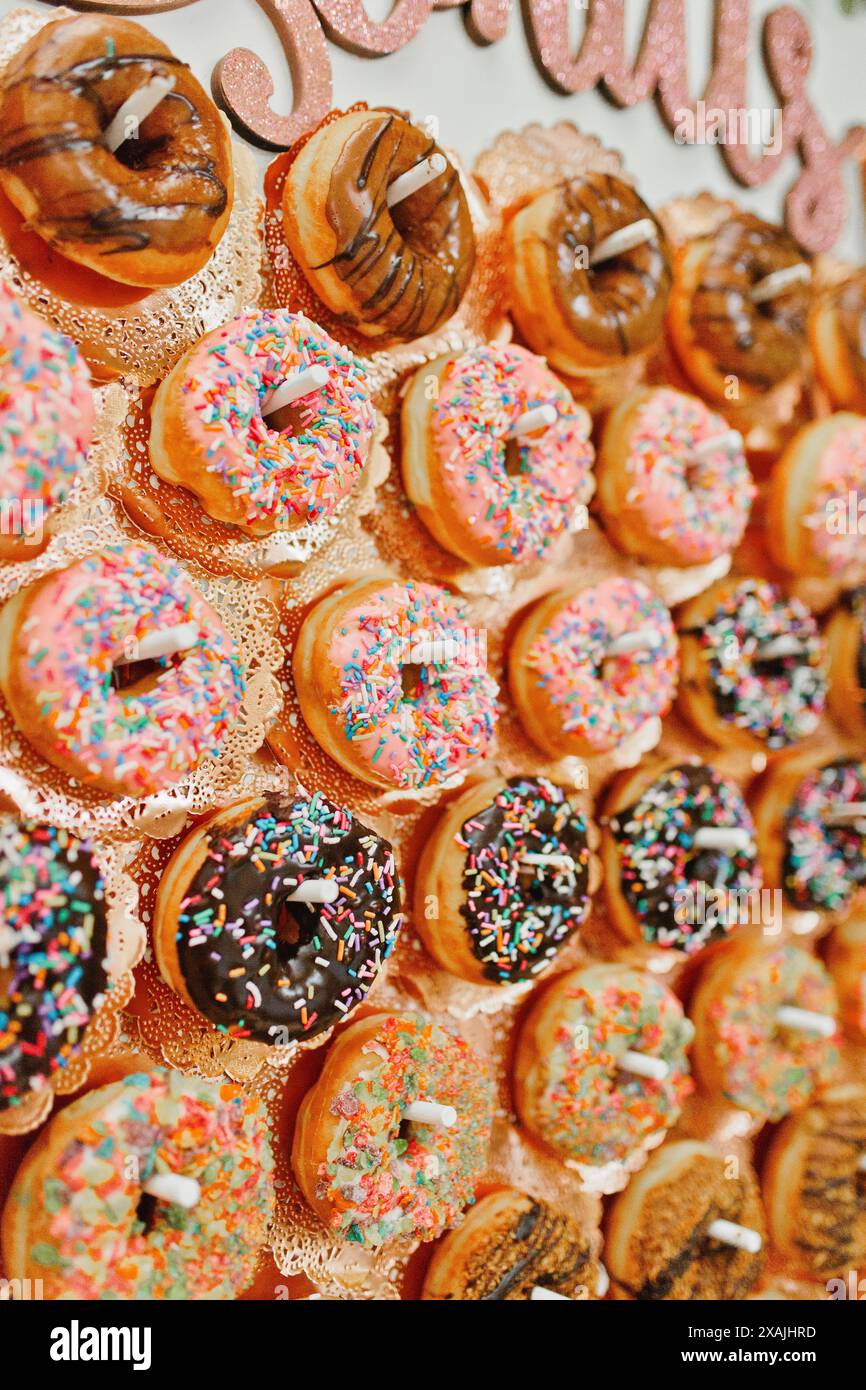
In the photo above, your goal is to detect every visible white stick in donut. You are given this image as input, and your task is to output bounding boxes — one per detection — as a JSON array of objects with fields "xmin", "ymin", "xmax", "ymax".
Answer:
[
  {"xmin": 105, "ymin": 73, "xmax": 177, "ymax": 154},
  {"xmin": 284, "ymin": 879, "xmax": 340, "ymax": 905},
  {"xmin": 606, "ymin": 627, "xmax": 660, "ymax": 658},
  {"xmin": 749, "ymin": 263, "xmax": 811, "ymax": 304},
  {"xmin": 530, "ymin": 1286, "xmax": 573, "ymax": 1301},
  {"xmin": 263, "ymin": 364, "xmax": 329, "ymax": 418},
  {"xmin": 508, "ymin": 404, "xmax": 558, "ymax": 439},
  {"xmin": 590, "ymin": 218, "xmax": 657, "ymax": 266},
  {"xmin": 825, "ymin": 802, "xmax": 866, "ymax": 828},
  {"xmin": 142, "ymin": 1173, "xmax": 201, "ymax": 1209},
  {"xmin": 403, "ymin": 1100, "xmax": 457, "ymax": 1127},
  {"xmin": 857, "ymin": 1153, "xmax": 866, "ymax": 1174},
  {"xmin": 775, "ymin": 1005, "xmax": 837, "ymax": 1038},
  {"xmin": 521, "ymin": 852, "xmax": 576, "ymax": 870},
  {"xmin": 692, "ymin": 429, "xmax": 744, "ymax": 456},
  {"xmin": 618, "ymin": 1050, "xmax": 670, "ymax": 1082},
  {"xmin": 386, "ymin": 153, "xmax": 447, "ymax": 209},
  {"xmin": 757, "ymin": 635, "xmax": 806, "ymax": 661},
  {"xmin": 121, "ymin": 623, "xmax": 200, "ymax": 664},
  {"xmin": 692, "ymin": 827, "xmax": 753, "ymax": 853},
  {"xmin": 706, "ymin": 1219, "xmax": 762, "ymax": 1254},
  {"xmin": 0, "ymin": 923, "xmax": 19, "ymax": 970}
]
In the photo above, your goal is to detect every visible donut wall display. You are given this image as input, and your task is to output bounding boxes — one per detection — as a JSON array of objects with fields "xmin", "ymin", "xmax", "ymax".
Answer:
[{"xmin": 0, "ymin": 0, "xmax": 865, "ymax": 1313}]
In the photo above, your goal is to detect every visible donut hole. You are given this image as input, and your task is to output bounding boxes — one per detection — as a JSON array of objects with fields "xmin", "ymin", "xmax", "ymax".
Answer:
[
  {"xmin": 504, "ymin": 439, "xmax": 527, "ymax": 477},
  {"xmin": 134, "ymin": 1190, "xmax": 160, "ymax": 1234},
  {"xmin": 274, "ymin": 899, "xmax": 316, "ymax": 960},
  {"xmin": 400, "ymin": 663, "xmax": 425, "ymax": 700},
  {"xmin": 516, "ymin": 859, "xmax": 558, "ymax": 903},
  {"xmin": 111, "ymin": 654, "xmax": 178, "ymax": 693},
  {"xmin": 262, "ymin": 399, "xmax": 306, "ymax": 437}
]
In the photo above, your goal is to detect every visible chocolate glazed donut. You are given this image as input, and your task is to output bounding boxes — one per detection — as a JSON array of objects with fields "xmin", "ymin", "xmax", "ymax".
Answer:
[
  {"xmin": 153, "ymin": 793, "xmax": 402, "ymax": 1044},
  {"xmin": 686, "ymin": 214, "xmax": 809, "ymax": 389},
  {"xmin": 546, "ymin": 173, "xmax": 671, "ymax": 358},
  {"xmin": 0, "ymin": 15, "xmax": 233, "ymax": 288}
]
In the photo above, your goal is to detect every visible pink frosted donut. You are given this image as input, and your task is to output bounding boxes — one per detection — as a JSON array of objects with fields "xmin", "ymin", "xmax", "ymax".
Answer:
[
  {"xmin": 0, "ymin": 544, "xmax": 245, "ymax": 798},
  {"xmin": 150, "ymin": 310, "xmax": 377, "ymax": 536},
  {"xmin": 292, "ymin": 576, "xmax": 499, "ymax": 790},
  {"xmin": 597, "ymin": 387, "xmax": 755, "ymax": 567},
  {"xmin": 768, "ymin": 414, "xmax": 866, "ymax": 584},
  {"xmin": 401, "ymin": 343, "xmax": 595, "ymax": 566},
  {"xmin": 509, "ymin": 576, "xmax": 678, "ymax": 756},
  {"xmin": 0, "ymin": 287, "xmax": 94, "ymax": 562}
]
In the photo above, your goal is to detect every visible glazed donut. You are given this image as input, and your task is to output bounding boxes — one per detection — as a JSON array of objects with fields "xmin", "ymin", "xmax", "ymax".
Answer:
[
  {"xmin": 400, "ymin": 343, "xmax": 595, "ymax": 567},
  {"xmin": 809, "ymin": 269, "xmax": 866, "ymax": 413},
  {"xmin": 282, "ymin": 109, "xmax": 475, "ymax": 342},
  {"xmin": 667, "ymin": 212, "xmax": 810, "ymax": 403},
  {"xmin": 292, "ymin": 576, "xmax": 499, "ymax": 791},
  {"xmin": 825, "ymin": 586, "xmax": 866, "ymax": 739},
  {"xmin": 513, "ymin": 964, "xmax": 693, "ymax": 1180},
  {"xmin": 0, "ymin": 15, "xmax": 233, "ymax": 289},
  {"xmin": 149, "ymin": 310, "xmax": 376, "ymax": 537},
  {"xmin": 751, "ymin": 747, "xmax": 866, "ymax": 915},
  {"xmin": 677, "ymin": 578, "xmax": 827, "ymax": 751},
  {"xmin": 292, "ymin": 1011, "xmax": 493, "ymax": 1247},
  {"xmin": 414, "ymin": 776, "xmax": 599, "ymax": 987},
  {"xmin": 766, "ymin": 414, "xmax": 866, "ymax": 585},
  {"xmin": 1, "ymin": 1068, "xmax": 273, "ymax": 1299},
  {"xmin": 0, "ymin": 288, "xmax": 94, "ymax": 563},
  {"xmin": 763, "ymin": 1084, "xmax": 866, "ymax": 1280},
  {"xmin": 606, "ymin": 1140, "xmax": 766, "ymax": 1300},
  {"xmin": 153, "ymin": 792, "xmax": 401, "ymax": 1043},
  {"xmin": 0, "ymin": 818, "xmax": 108, "ymax": 1112},
  {"xmin": 506, "ymin": 172, "xmax": 672, "ymax": 375},
  {"xmin": 601, "ymin": 760, "xmax": 762, "ymax": 954},
  {"xmin": 826, "ymin": 915, "xmax": 866, "ymax": 1042},
  {"xmin": 0, "ymin": 543, "xmax": 245, "ymax": 798},
  {"xmin": 596, "ymin": 387, "xmax": 754, "ymax": 567},
  {"xmin": 508, "ymin": 577, "xmax": 678, "ymax": 757},
  {"xmin": 421, "ymin": 1189, "xmax": 603, "ymax": 1301},
  {"xmin": 690, "ymin": 940, "xmax": 840, "ymax": 1120}
]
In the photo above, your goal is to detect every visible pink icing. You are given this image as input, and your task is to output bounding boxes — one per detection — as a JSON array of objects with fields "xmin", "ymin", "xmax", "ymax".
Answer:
[{"xmin": 808, "ymin": 416, "xmax": 866, "ymax": 579}]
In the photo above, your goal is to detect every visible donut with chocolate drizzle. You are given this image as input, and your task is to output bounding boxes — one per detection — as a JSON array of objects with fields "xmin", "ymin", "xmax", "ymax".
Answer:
[
  {"xmin": 282, "ymin": 108, "xmax": 475, "ymax": 342},
  {"xmin": 0, "ymin": 14, "xmax": 233, "ymax": 289}
]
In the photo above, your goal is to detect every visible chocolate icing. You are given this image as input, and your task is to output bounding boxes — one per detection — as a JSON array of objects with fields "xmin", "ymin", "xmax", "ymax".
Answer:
[
  {"xmin": 0, "ymin": 16, "xmax": 230, "ymax": 263},
  {"xmin": 688, "ymin": 214, "xmax": 809, "ymax": 387},
  {"xmin": 172, "ymin": 793, "xmax": 401, "ymax": 1044},
  {"xmin": 458, "ymin": 776, "xmax": 591, "ymax": 985},
  {"xmin": 791, "ymin": 1097, "xmax": 866, "ymax": 1276},
  {"xmin": 0, "ymin": 820, "xmax": 108, "ymax": 1111},
  {"xmin": 546, "ymin": 172, "xmax": 671, "ymax": 357},
  {"xmin": 321, "ymin": 111, "xmax": 475, "ymax": 339}
]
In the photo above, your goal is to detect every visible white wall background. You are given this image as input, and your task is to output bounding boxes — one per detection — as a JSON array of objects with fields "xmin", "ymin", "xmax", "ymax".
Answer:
[{"xmin": 2, "ymin": 0, "xmax": 864, "ymax": 256}]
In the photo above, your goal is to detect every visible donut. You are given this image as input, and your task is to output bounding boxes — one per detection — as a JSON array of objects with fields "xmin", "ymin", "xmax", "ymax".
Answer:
[
  {"xmin": 809, "ymin": 269, "xmax": 866, "ymax": 412},
  {"xmin": 751, "ymin": 747, "xmax": 866, "ymax": 915},
  {"xmin": 149, "ymin": 310, "xmax": 376, "ymax": 537},
  {"xmin": 677, "ymin": 578, "xmax": 827, "ymax": 751},
  {"xmin": 825, "ymin": 585, "xmax": 866, "ymax": 739},
  {"xmin": 414, "ymin": 776, "xmax": 600, "ymax": 987},
  {"xmin": 0, "ymin": 288, "xmax": 94, "ymax": 563},
  {"xmin": 0, "ymin": 15, "xmax": 233, "ymax": 289},
  {"xmin": 596, "ymin": 387, "xmax": 754, "ymax": 567},
  {"xmin": 282, "ymin": 109, "xmax": 475, "ymax": 342},
  {"xmin": 153, "ymin": 792, "xmax": 401, "ymax": 1043},
  {"xmin": 508, "ymin": 577, "xmax": 678, "ymax": 758},
  {"xmin": 689, "ymin": 940, "xmax": 840, "ymax": 1120},
  {"xmin": 506, "ymin": 172, "xmax": 672, "ymax": 376},
  {"xmin": 421, "ymin": 1189, "xmax": 603, "ymax": 1301},
  {"xmin": 0, "ymin": 543, "xmax": 245, "ymax": 798},
  {"xmin": 826, "ymin": 914, "xmax": 866, "ymax": 1042},
  {"xmin": 292, "ymin": 576, "xmax": 499, "ymax": 791},
  {"xmin": 763, "ymin": 1084, "xmax": 866, "ymax": 1282},
  {"xmin": 0, "ymin": 818, "xmax": 108, "ymax": 1112},
  {"xmin": 667, "ymin": 213, "xmax": 810, "ymax": 403},
  {"xmin": 292, "ymin": 1011, "xmax": 493, "ymax": 1247},
  {"xmin": 606, "ymin": 1140, "xmax": 766, "ymax": 1300},
  {"xmin": 1, "ymin": 1069, "xmax": 273, "ymax": 1299},
  {"xmin": 513, "ymin": 964, "xmax": 693, "ymax": 1177},
  {"xmin": 400, "ymin": 343, "xmax": 595, "ymax": 567},
  {"xmin": 766, "ymin": 414, "xmax": 866, "ymax": 585},
  {"xmin": 601, "ymin": 760, "xmax": 762, "ymax": 954}
]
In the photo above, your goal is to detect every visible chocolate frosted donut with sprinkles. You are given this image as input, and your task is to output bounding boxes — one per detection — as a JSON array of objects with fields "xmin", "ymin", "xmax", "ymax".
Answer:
[
  {"xmin": 414, "ymin": 776, "xmax": 599, "ymax": 986},
  {"xmin": 0, "ymin": 543, "xmax": 245, "ymax": 799},
  {"xmin": 292, "ymin": 575, "xmax": 499, "ymax": 791},
  {"xmin": 149, "ymin": 310, "xmax": 376, "ymax": 537},
  {"xmin": 0, "ymin": 818, "xmax": 108, "ymax": 1112},
  {"xmin": 602, "ymin": 760, "xmax": 762, "ymax": 954},
  {"xmin": 678, "ymin": 577, "xmax": 827, "ymax": 751},
  {"xmin": 153, "ymin": 792, "xmax": 401, "ymax": 1043},
  {"xmin": 753, "ymin": 748, "xmax": 866, "ymax": 915}
]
